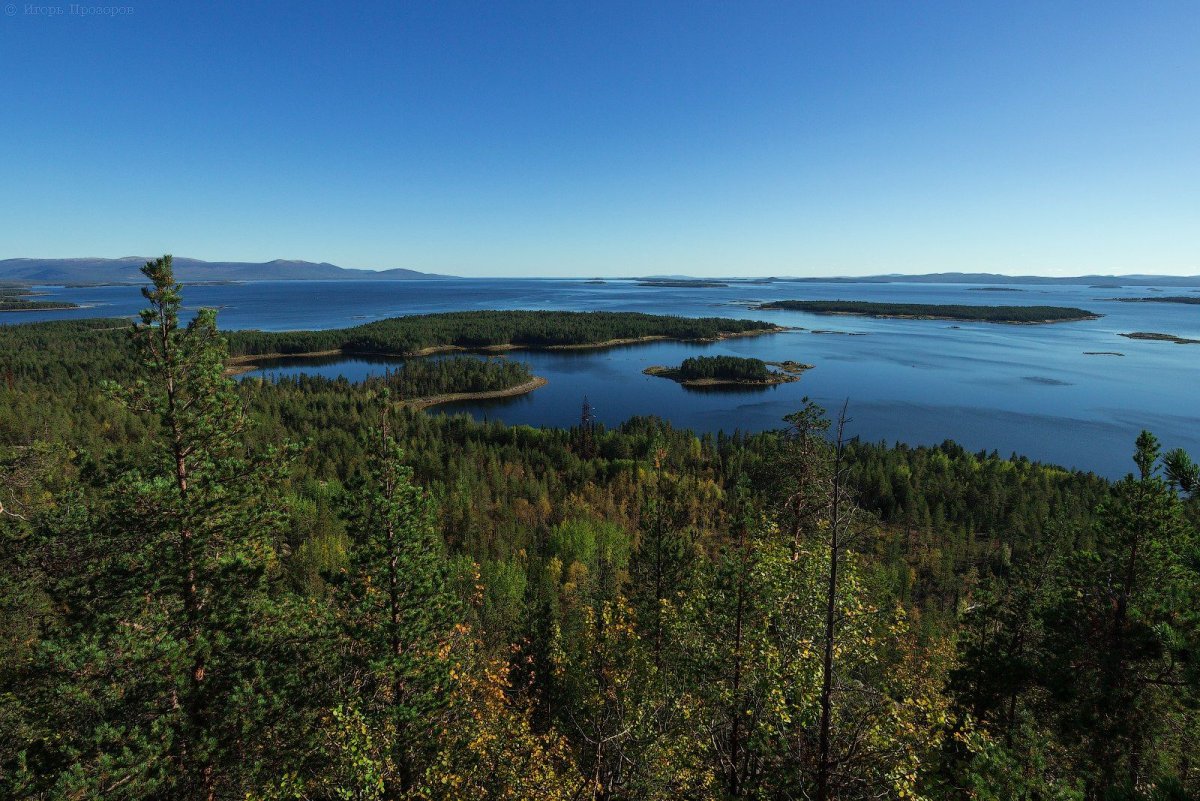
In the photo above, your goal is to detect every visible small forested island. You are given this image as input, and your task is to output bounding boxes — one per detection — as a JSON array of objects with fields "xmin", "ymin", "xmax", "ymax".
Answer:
[
  {"xmin": 1112, "ymin": 295, "xmax": 1200, "ymax": 305},
  {"xmin": 224, "ymin": 309, "xmax": 784, "ymax": 367},
  {"xmin": 756, "ymin": 299, "xmax": 1100, "ymax": 323},
  {"xmin": 1121, "ymin": 331, "xmax": 1200, "ymax": 344},
  {"xmin": 643, "ymin": 354, "xmax": 805, "ymax": 387},
  {"xmin": 967, "ymin": 286, "xmax": 1024, "ymax": 292}
]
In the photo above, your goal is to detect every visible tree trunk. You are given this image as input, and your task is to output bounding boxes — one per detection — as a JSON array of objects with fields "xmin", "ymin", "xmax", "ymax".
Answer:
[
  {"xmin": 817, "ymin": 409, "xmax": 849, "ymax": 801},
  {"xmin": 729, "ymin": 525, "xmax": 748, "ymax": 797}
]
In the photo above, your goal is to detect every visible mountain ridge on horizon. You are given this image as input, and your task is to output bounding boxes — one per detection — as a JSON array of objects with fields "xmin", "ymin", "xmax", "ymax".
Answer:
[
  {"xmin": 0, "ymin": 256, "xmax": 450, "ymax": 284},
  {"xmin": 3, "ymin": 258, "xmax": 1199, "ymax": 287}
]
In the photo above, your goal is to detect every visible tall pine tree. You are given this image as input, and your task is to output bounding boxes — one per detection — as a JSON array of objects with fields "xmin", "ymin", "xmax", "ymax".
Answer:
[
  {"xmin": 12, "ymin": 255, "xmax": 293, "ymax": 799},
  {"xmin": 330, "ymin": 411, "xmax": 462, "ymax": 796}
]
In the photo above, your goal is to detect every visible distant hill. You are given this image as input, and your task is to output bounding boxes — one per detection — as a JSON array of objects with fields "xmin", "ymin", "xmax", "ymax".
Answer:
[{"xmin": 0, "ymin": 257, "xmax": 450, "ymax": 284}]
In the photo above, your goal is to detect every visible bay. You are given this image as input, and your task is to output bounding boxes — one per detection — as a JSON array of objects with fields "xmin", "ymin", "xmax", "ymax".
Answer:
[{"xmin": 14, "ymin": 278, "xmax": 1200, "ymax": 478}]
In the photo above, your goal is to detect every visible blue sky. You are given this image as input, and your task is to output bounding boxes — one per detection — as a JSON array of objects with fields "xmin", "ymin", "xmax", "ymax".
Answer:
[{"xmin": 1, "ymin": 1, "xmax": 1197, "ymax": 277}]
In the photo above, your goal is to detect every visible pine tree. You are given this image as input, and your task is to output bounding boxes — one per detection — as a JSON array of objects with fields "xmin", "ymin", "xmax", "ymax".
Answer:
[
  {"xmin": 332, "ymin": 413, "xmax": 462, "ymax": 796},
  {"xmin": 1040, "ymin": 432, "xmax": 1199, "ymax": 797},
  {"xmin": 629, "ymin": 460, "xmax": 697, "ymax": 673},
  {"xmin": 12, "ymin": 255, "xmax": 293, "ymax": 799},
  {"xmin": 577, "ymin": 396, "xmax": 597, "ymax": 459}
]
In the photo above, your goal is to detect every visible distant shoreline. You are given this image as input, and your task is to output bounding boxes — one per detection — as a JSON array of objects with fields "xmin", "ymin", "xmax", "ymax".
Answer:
[
  {"xmin": 1111, "ymin": 296, "xmax": 1200, "ymax": 305},
  {"xmin": 756, "ymin": 300, "xmax": 1100, "ymax": 324},
  {"xmin": 5, "ymin": 261, "xmax": 1200, "ymax": 287}
]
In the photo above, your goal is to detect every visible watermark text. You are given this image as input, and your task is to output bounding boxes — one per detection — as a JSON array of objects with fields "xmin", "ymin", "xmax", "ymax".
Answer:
[{"xmin": 8, "ymin": 4, "xmax": 135, "ymax": 16}]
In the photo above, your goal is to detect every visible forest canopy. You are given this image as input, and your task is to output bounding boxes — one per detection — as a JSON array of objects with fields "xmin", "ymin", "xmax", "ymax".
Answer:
[
  {"xmin": 1, "ymin": 257, "xmax": 1197, "ymax": 801},
  {"xmin": 677, "ymin": 354, "xmax": 773, "ymax": 381}
]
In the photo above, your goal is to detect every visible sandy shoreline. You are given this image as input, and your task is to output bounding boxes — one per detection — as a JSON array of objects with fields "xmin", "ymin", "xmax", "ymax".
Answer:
[{"xmin": 400, "ymin": 376, "xmax": 549, "ymax": 409}]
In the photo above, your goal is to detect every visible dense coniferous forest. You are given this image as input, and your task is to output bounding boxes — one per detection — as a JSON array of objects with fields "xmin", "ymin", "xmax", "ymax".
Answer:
[
  {"xmin": 224, "ymin": 310, "xmax": 782, "ymax": 358},
  {"xmin": 757, "ymin": 300, "xmax": 1099, "ymax": 323},
  {"xmin": 0, "ymin": 301, "xmax": 80, "ymax": 311},
  {"xmin": 1, "ymin": 258, "xmax": 1198, "ymax": 800},
  {"xmin": 677, "ymin": 355, "xmax": 773, "ymax": 382},
  {"xmin": 248, "ymin": 356, "xmax": 537, "ymax": 402}
]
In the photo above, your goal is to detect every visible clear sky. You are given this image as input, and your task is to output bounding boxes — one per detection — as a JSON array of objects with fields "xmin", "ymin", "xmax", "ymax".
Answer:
[{"xmin": 1, "ymin": 1, "xmax": 1197, "ymax": 277}]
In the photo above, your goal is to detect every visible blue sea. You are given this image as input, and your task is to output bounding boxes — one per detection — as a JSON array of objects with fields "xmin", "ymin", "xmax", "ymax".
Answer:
[{"xmin": 14, "ymin": 278, "xmax": 1200, "ymax": 478}]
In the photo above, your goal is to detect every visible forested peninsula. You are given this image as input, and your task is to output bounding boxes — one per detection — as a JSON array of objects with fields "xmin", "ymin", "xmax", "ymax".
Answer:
[
  {"xmin": 0, "ymin": 287, "xmax": 79, "ymax": 312},
  {"xmin": 224, "ymin": 309, "xmax": 784, "ymax": 370},
  {"xmin": 248, "ymin": 355, "xmax": 549, "ymax": 409},
  {"xmin": 757, "ymin": 299, "xmax": 1100, "ymax": 323},
  {"xmin": 2, "ymin": 257, "xmax": 1199, "ymax": 801},
  {"xmin": 0, "ymin": 300, "xmax": 80, "ymax": 312}
]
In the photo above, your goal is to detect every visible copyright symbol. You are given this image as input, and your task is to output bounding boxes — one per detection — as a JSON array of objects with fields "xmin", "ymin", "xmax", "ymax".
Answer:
[{"xmin": 4, "ymin": 4, "xmax": 16, "ymax": 16}]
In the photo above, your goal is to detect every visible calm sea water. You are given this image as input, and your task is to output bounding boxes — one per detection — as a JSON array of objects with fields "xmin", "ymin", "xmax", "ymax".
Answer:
[{"xmin": 14, "ymin": 278, "xmax": 1200, "ymax": 477}]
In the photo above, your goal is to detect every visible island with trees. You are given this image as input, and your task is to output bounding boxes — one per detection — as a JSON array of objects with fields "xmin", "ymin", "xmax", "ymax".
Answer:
[
  {"xmin": 756, "ymin": 299, "xmax": 1100, "ymax": 323},
  {"xmin": 1121, "ymin": 331, "xmax": 1200, "ymax": 344},
  {"xmin": 643, "ymin": 354, "xmax": 810, "ymax": 387},
  {"xmin": 1113, "ymin": 295, "xmax": 1200, "ymax": 305}
]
